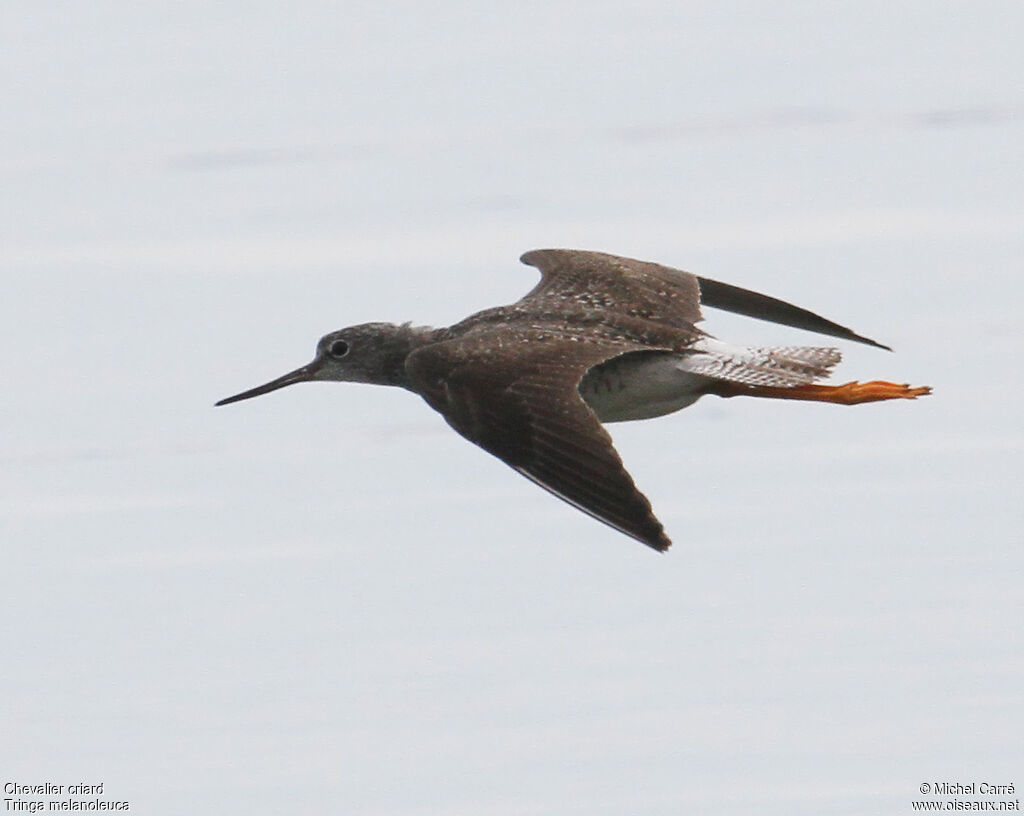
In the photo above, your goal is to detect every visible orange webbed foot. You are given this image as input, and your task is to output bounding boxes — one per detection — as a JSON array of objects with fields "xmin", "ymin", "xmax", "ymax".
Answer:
[
  {"xmin": 825, "ymin": 380, "xmax": 933, "ymax": 404},
  {"xmin": 717, "ymin": 380, "xmax": 932, "ymax": 405}
]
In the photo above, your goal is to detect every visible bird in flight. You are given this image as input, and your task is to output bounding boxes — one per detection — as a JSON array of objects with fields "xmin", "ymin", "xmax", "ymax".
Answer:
[{"xmin": 217, "ymin": 249, "xmax": 930, "ymax": 551}]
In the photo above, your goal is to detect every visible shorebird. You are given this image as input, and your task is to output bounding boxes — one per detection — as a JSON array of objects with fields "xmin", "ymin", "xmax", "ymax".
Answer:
[{"xmin": 217, "ymin": 249, "xmax": 930, "ymax": 551}]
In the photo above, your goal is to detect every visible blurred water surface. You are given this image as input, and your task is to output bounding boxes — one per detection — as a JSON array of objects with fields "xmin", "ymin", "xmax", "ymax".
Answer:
[{"xmin": 2, "ymin": 3, "xmax": 1022, "ymax": 814}]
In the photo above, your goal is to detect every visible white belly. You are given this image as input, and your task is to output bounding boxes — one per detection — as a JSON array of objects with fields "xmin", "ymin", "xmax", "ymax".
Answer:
[{"xmin": 579, "ymin": 353, "xmax": 715, "ymax": 423}]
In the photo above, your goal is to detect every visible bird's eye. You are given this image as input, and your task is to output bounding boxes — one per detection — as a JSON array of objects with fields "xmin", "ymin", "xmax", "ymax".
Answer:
[{"xmin": 328, "ymin": 339, "xmax": 350, "ymax": 358}]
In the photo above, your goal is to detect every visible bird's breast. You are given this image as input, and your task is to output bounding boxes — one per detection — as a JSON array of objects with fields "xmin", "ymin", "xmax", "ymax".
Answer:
[{"xmin": 578, "ymin": 352, "xmax": 714, "ymax": 423}]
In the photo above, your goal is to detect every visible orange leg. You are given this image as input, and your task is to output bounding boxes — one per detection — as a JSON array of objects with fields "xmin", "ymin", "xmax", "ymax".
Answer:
[{"xmin": 713, "ymin": 380, "xmax": 932, "ymax": 405}]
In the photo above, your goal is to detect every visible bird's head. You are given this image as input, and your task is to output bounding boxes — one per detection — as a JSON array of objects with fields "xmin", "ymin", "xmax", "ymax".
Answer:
[{"xmin": 215, "ymin": 322, "xmax": 421, "ymax": 406}]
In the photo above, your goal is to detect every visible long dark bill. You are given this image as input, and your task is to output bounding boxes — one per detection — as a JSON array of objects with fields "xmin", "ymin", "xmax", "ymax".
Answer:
[{"xmin": 215, "ymin": 361, "xmax": 321, "ymax": 406}]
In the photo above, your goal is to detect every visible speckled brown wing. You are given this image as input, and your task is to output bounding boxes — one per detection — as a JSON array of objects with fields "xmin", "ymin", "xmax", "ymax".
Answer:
[
  {"xmin": 519, "ymin": 249, "xmax": 704, "ymax": 330},
  {"xmin": 521, "ymin": 249, "xmax": 889, "ymax": 349},
  {"xmin": 406, "ymin": 331, "xmax": 671, "ymax": 551}
]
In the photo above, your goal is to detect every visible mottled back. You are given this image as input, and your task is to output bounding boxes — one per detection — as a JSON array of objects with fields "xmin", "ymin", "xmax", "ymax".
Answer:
[{"xmin": 519, "ymin": 249, "xmax": 704, "ymax": 329}]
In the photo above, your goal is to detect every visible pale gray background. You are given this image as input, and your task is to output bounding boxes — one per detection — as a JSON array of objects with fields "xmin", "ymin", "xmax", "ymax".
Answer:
[{"xmin": 3, "ymin": 2, "xmax": 1022, "ymax": 814}]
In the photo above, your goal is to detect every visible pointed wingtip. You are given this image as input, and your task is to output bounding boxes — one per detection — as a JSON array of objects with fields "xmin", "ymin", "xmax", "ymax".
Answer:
[
  {"xmin": 696, "ymin": 276, "xmax": 895, "ymax": 351},
  {"xmin": 860, "ymin": 336, "xmax": 892, "ymax": 352},
  {"xmin": 849, "ymin": 330, "xmax": 892, "ymax": 351}
]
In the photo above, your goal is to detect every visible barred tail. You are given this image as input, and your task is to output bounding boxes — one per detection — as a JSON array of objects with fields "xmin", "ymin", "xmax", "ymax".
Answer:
[{"xmin": 681, "ymin": 337, "xmax": 842, "ymax": 388}]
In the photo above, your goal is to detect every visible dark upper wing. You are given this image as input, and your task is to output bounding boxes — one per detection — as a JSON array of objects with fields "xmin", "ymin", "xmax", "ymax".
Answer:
[
  {"xmin": 695, "ymin": 276, "xmax": 890, "ymax": 350},
  {"xmin": 520, "ymin": 248, "xmax": 889, "ymax": 350},
  {"xmin": 406, "ymin": 332, "xmax": 671, "ymax": 551}
]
